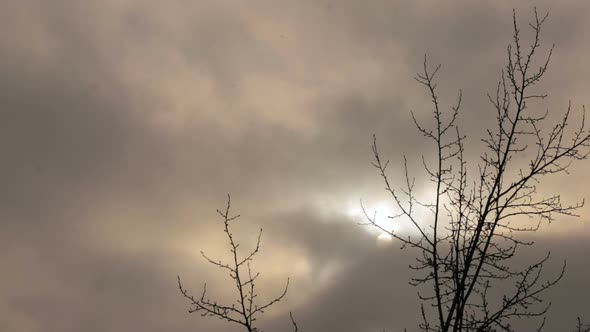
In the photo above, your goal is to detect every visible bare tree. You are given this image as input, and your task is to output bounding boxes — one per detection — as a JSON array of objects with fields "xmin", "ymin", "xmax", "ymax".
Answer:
[
  {"xmin": 363, "ymin": 9, "xmax": 590, "ymax": 332},
  {"xmin": 575, "ymin": 318, "xmax": 590, "ymax": 332},
  {"xmin": 178, "ymin": 194, "xmax": 298, "ymax": 332}
]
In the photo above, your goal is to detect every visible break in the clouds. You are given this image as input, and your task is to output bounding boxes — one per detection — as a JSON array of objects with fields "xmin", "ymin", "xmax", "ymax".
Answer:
[{"xmin": 1, "ymin": 1, "xmax": 590, "ymax": 331}]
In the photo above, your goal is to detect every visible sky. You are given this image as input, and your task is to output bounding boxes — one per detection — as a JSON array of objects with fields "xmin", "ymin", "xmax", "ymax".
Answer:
[{"xmin": 1, "ymin": 1, "xmax": 590, "ymax": 331}]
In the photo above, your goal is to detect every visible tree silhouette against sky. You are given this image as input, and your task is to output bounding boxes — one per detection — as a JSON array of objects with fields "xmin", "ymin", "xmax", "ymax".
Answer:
[
  {"xmin": 177, "ymin": 195, "xmax": 298, "ymax": 332},
  {"xmin": 363, "ymin": 8, "xmax": 590, "ymax": 332}
]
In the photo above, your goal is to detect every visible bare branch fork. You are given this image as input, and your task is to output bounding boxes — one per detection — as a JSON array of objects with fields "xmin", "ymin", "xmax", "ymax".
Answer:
[
  {"xmin": 363, "ymin": 8, "xmax": 590, "ymax": 332},
  {"xmin": 178, "ymin": 194, "xmax": 298, "ymax": 332},
  {"xmin": 575, "ymin": 317, "xmax": 590, "ymax": 332}
]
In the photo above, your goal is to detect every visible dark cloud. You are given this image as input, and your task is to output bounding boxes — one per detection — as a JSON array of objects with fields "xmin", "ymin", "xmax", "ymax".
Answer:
[{"xmin": 1, "ymin": 1, "xmax": 590, "ymax": 331}]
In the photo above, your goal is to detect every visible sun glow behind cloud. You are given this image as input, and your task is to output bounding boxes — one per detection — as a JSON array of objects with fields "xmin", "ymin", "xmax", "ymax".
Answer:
[
  {"xmin": 346, "ymin": 200, "xmax": 435, "ymax": 243},
  {"xmin": 347, "ymin": 203, "xmax": 397, "ymax": 237}
]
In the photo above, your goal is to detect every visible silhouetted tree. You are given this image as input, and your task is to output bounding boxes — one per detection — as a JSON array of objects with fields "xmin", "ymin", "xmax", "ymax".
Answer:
[
  {"xmin": 178, "ymin": 194, "xmax": 298, "ymax": 332},
  {"xmin": 363, "ymin": 9, "xmax": 590, "ymax": 332},
  {"xmin": 575, "ymin": 318, "xmax": 590, "ymax": 332}
]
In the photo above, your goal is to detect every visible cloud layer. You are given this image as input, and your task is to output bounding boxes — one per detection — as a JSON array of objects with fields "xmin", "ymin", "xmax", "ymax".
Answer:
[{"xmin": 1, "ymin": 1, "xmax": 590, "ymax": 331}]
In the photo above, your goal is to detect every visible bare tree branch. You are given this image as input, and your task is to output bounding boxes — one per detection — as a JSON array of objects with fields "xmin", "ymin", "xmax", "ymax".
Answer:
[
  {"xmin": 365, "ymin": 8, "xmax": 589, "ymax": 332},
  {"xmin": 178, "ymin": 194, "xmax": 299, "ymax": 332}
]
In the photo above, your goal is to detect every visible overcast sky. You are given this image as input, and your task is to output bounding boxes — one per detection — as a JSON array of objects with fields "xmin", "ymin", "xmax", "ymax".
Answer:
[{"xmin": 1, "ymin": 1, "xmax": 590, "ymax": 331}]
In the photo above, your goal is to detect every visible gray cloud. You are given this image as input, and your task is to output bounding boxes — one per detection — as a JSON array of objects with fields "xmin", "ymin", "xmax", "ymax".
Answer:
[{"xmin": 1, "ymin": 1, "xmax": 590, "ymax": 331}]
